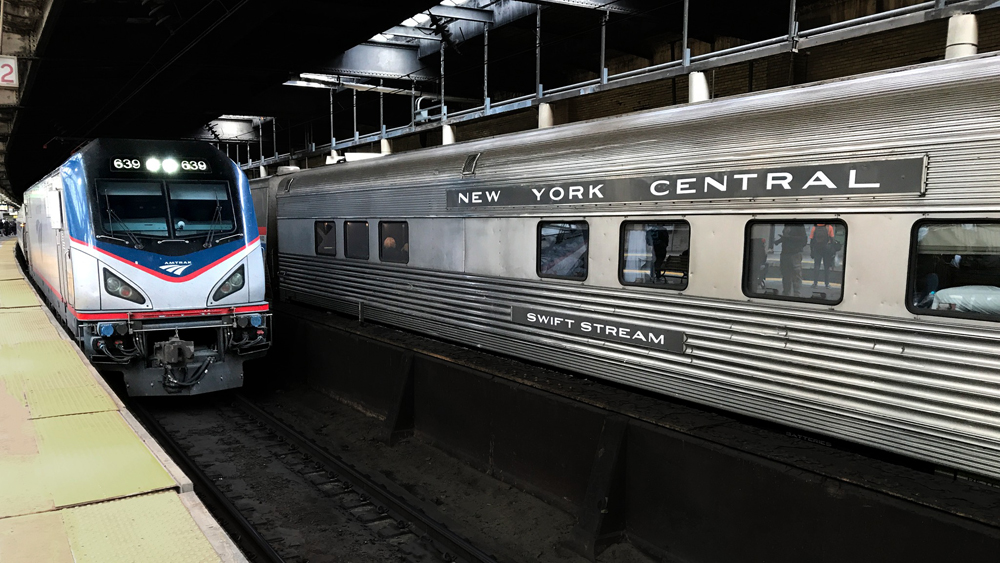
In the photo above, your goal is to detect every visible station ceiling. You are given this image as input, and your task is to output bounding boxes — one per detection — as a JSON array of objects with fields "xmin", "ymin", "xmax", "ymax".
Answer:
[
  {"xmin": 8, "ymin": 0, "xmax": 977, "ymax": 199},
  {"xmin": 6, "ymin": 0, "xmax": 440, "ymax": 197}
]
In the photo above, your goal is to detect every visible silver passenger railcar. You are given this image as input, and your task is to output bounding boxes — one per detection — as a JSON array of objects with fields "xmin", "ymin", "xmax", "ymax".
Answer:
[{"xmin": 271, "ymin": 54, "xmax": 1000, "ymax": 481}]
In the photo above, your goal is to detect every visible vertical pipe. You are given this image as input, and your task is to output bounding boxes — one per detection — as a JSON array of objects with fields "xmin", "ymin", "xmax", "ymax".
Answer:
[
  {"xmin": 535, "ymin": 5, "xmax": 542, "ymax": 97},
  {"xmin": 483, "ymin": 23, "xmax": 489, "ymax": 107},
  {"xmin": 440, "ymin": 40, "xmax": 446, "ymax": 119},
  {"xmin": 0, "ymin": 0, "xmax": 6, "ymax": 54},
  {"xmin": 788, "ymin": 0, "xmax": 798, "ymax": 39},
  {"xmin": 600, "ymin": 11, "xmax": 608, "ymax": 84},
  {"xmin": 410, "ymin": 80, "xmax": 416, "ymax": 127},
  {"xmin": 379, "ymin": 78, "xmax": 384, "ymax": 136},
  {"xmin": 682, "ymin": 0, "xmax": 690, "ymax": 66},
  {"xmin": 352, "ymin": 89, "xmax": 358, "ymax": 142},
  {"xmin": 329, "ymin": 88, "xmax": 335, "ymax": 147}
]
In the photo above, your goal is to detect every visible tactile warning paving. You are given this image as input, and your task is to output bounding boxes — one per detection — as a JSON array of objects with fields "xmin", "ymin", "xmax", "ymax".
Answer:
[
  {"xmin": 0, "ymin": 262, "xmax": 22, "ymax": 280},
  {"xmin": 0, "ymin": 308, "xmax": 62, "ymax": 345},
  {"xmin": 0, "ymin": 492, "xmax": 221, "ymax": 563},
  {"xmin": 0, "ymin": 279, "xmax": 40, "ymax": 308},
  {"xmin": 0, "ymin": 411, "xmax": 176, "ymax": 519},
  {"xmin": 0, "ymin": 340, "xmax": 116, "ymax": 419}
]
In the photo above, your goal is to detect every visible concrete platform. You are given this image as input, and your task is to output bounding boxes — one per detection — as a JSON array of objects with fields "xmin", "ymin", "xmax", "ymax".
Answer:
[{"xmin": 0, "ymin": 239, "xmax": 245, "ymax": 562}]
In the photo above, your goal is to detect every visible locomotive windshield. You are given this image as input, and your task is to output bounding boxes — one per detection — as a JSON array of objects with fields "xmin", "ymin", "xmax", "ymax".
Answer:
[
  {"xmin": 96, "ymin": 179, "xmax": 238, "ymax": 243},
  {"xmin": 167, "ymin": 182, "xmax": 236, "ymax": 236},
  {"xmin": 97, "ymin": 181, "xmax": 170, "ymax": 236}
]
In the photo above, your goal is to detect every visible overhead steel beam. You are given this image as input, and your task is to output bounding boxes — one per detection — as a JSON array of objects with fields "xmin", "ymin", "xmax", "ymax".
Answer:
[
  {"xmin": 418, "ymin": 0, "xmax": 536, "ymax": 58},
  {"xmin": 518, "ymin": 0, "xmax": 640, "ymax": 15},
  {"xmin": 321, "ymin": 42, "xmax": 438, "ymax": 82},
  {"xmin": 427, "ymin": 5, "xmax": 494, "ymax": 23},
  {"xmin": 384, "ymin": 25, "xmax": 441, "ymax": 42}
]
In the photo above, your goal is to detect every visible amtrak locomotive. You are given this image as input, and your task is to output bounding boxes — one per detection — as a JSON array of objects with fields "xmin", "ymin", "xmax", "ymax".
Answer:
[{"xmin": 18, "ymin": 139, "xmax": 269, "ymax": 396}]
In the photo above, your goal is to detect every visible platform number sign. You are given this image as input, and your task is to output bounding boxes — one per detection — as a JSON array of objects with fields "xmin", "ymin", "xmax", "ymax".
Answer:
[{"xmin": 0, "ymin": 56, "xmax": 17, "ymax": 88}]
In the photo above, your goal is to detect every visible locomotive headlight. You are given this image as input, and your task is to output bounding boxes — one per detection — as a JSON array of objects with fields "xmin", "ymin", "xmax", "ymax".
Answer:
[
  {"xmin": 145, "ymin": 157, "xmax": 161, "ymax": 172},
  {"xmin": 103, "ymin": 270, "xmax": 146, "ymax": 305},
  {"xmin": 212, "ymin": 265, "xmax": 246, "ymax": 301},
  {"xmin": 162, "ymin": 158, "xmax": 179, "ymax": 173}
]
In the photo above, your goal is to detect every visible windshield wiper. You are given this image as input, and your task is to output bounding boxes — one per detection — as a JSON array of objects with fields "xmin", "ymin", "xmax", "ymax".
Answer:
[
  {"xmin": 213, "ymin": 233, "xmax": 242, "ymax": 245},
  {"xmin": 105, "ymin": 208, "xmax": 144, "ymax": 250},
  {"xmin": 202, "ymin": 202, "xmax": 223, "ymax": 249}
]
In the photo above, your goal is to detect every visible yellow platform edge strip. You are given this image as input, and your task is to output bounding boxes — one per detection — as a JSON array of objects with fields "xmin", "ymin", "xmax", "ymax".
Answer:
[{"xmin": 0, "ymin": 491, "xmax": 221, "ymax": 563}]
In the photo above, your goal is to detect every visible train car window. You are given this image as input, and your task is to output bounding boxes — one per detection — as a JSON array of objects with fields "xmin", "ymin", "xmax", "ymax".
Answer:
[
  {"xmin": 96, "ymin": 180, "xmax": 170, "ymax": 237},
  {"xmin": 315, "ymin": 221, "xmax": 336, "ymax": 256},
  {"xmin": 538, "ymin": 221, "xmax": 589, "ymax": 280},
  {"xmin": 379, "ymin": 222, "xmax": 409, "ymax": 264},
  {"xmin": 620, "ymin": 221, "xmax": 690, "ymax": 289},
  {"xmin": 908, "ymin": 221, "xmax": 1000, "ymax": 320},
  {"xmin": 744, "ymin": 221, "xmax": 847, "ymax": 305},
  {"xmin": 344, "ymin": 221, "xmax": 370, "ymax": 260},
  {"xmin": 166, "ymin": 182, "xmax": 236, "ymax": 237}
]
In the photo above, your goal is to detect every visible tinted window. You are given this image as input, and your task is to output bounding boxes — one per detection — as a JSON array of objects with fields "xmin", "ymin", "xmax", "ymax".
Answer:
[
  {"xmin": 167, "ymin": 182, "xmax": 235, "ymax": 237},
  {"xmin": 96, "ymin": 181, "xmax": 169, "ymax": 237},
  {"xmin": 315, "ymin": 221, "xmax": 336, "ymax": 256},
  {"xmin": 909, "ymin": 221, "xmax": 1000, "ymax": 320},
  {"xmin": 538, "ymin": 221, "xmax": 588, "ymax": 280},
  {"xmin": 620, "ymin": 221, "xmax": 690, "ymax": 289},
  {"xmin": 345, "ymin": 221, "xmax": 370, "ymax": 260},
  {"xmin": 745, "ymin": 221, "xmax": 846, "ymax": 304},
  {"xmin": 380, "ymin": 222, "xmax": 409, "ymax": 264}
]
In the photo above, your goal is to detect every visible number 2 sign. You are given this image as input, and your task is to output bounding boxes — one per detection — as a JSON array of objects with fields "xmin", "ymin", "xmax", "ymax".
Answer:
[{"xmin": 0, "ymin": 57, "xmax": 18, "ymax": 89}]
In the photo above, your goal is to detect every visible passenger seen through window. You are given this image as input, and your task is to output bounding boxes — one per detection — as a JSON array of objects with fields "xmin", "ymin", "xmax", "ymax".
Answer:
[
  {"xmin": 620, "ymin": 222, "xmax": 690, "ymax": 289},
  {"xmin": 745, "ymin": 221, "xmax": 846, "ymax": 304},
  {"xmin": 910, "ymin": 221, "xmax": 1000, "ymax": 318}
]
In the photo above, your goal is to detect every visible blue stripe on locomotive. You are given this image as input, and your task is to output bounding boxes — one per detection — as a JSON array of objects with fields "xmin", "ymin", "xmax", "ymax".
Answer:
[{"xmin": 59, "ymin": 152, "xmax": 259, "ymax": 277}]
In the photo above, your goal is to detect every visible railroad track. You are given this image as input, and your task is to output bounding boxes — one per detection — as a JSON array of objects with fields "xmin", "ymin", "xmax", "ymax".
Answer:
[{"xmin": 130, "ymin": 393, "xmax": 498, "ymax": 563}]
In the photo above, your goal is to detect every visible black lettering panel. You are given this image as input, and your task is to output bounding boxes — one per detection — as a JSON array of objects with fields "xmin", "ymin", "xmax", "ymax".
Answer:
[
  {"xmin": 447, "ymin": 157, "xmax": 925, "ymax": 208},
  {"xmin": 511, "ymin": 306, "xmax": 685, "ymax": 353}
]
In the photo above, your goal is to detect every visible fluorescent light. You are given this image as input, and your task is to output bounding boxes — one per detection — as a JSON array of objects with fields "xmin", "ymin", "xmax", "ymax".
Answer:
[
  {"xmin": 401, "ymin": 17, "xmax": 419, "ymax": 27},
  {"xmin": 146, "ymin": 158, "xmax": 161, "ymax": 172},
  {"xmin": 413, "ymin": 13, "xmax": 430, "ymax": 24},
  {"xmin": 162, "ymin": 159, "xmax": 179, "ymax": 173}
]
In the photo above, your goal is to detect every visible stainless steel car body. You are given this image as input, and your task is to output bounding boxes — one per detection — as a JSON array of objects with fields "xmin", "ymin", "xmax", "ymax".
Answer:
[{"xmin": 272, "ymin": 53, "xmax": 1000, "ymax": 480}]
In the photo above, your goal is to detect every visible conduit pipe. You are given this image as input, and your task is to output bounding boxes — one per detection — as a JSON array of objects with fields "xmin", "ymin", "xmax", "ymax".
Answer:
[{"xmin": 945, "ymin": 14, "xmax": 977, "ymax": 59}]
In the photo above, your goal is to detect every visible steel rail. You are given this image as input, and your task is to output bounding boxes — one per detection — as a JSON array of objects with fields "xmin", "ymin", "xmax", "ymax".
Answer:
[
  {"xmin": 231, "ymin": 394, "xmax": 499, "ymax": 563},
  {"xmin": 128, "ymin": 400, "xmax": 285, "ymax": 563}
]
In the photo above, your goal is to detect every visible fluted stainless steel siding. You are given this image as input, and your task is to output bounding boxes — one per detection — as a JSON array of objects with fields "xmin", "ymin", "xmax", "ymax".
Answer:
[
  {"xmin": 274, "ymin": 55, "xmax": 1000, "ymax": 479},
  {"xmin": 280, "ymin": 257, "xmax": 1000, "ymax": 479}
]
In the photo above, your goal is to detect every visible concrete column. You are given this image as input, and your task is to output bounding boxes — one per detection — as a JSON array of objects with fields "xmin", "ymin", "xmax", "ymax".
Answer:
[
  {"xmin": 538, "ymin": 102, "xmax": 554, "ymax": 129},
  {"xmin": 689, "ymin": 72, "xmax": 710, "ymax": 103},
  {"xmin": 946, "ymin": 14, "xmax": 978, "ymax": 59},
  {"xmin": 380, "ymin": 138, "xmax": 392, "ymax": 155},
  {"xmin": 443, "ymin": 124, "xmax": 456, "ymax": 145}
]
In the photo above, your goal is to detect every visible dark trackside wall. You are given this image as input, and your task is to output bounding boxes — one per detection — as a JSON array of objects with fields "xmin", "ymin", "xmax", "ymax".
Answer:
[{"xmin": 256, "ymin": 302, "xmax": 1000, "ymax": 562}]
